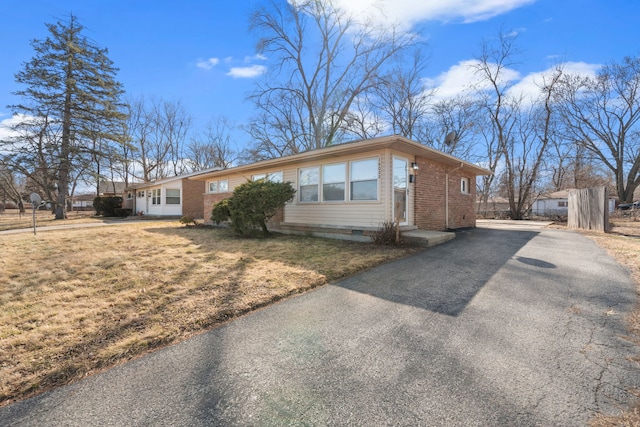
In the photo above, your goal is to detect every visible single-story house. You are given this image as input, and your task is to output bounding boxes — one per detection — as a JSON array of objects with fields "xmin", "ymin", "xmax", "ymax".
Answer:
[
  {"xmin": 532, "ymin": 189, "xmax": 616, "ymax": 215},
  {"xmin": 126, "ymin": 169, "xmax": 219, "ymax": 218},
  {"xmin": 191, "ymin": 135, "xmax": 492, "ymax": 239}
]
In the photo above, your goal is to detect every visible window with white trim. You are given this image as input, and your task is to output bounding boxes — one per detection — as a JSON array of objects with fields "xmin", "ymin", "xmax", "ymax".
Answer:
[
  {"xmin": 152, "ymin": 188, "xmax": 161, "ymax": 205},
  {"xmin": 350, "ymin": 158, "xmax": 378, "ymax": 201},
  {"xmin": 322, "ymin": 163, "xmax": 345, "ymax": 201},
  {"xmin": 461, "ymin": 177, "xmax": 470, "ymax": 194},
  {"xmin": 268, "ymin": 171, "xmax": 283, "ymax": 183},
  {"xmin": 137, "ymin": 190, "xmax": 145, "ymax": 198},
  {"xmin": 299, "ymin": 167, "xmax": 319, "ymax": 202},
  {"xmin": 209, "ymin": 179, "xmax": 229, "ymax": 193},
  {"xmin": 253, "ymin": 171, "xmax": 283, "ymax": 183},
  {"xmin": 166, "ymin": 189, "xmax": 181, "ymax": 205}
]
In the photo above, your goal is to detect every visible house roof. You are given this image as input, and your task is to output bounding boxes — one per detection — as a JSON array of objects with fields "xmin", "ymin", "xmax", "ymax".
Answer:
[
  {"xmin": 127, "ymin": 167, "xmax": 222, "ymax": 190},
  {"xmin": 538, "ymin": 188, "xmax": 617, "ymax": 201},
  {"xmin": 538, "ymin": 190, "xmax": 572, "ymax": 200},
  {"xmin": 191, "ymin": 135, "xmax": 493, "ymax": 181},
  {"xmin": 98, "ymin": 181, "xmax": 126, "ymax": 194},
  {"xmin": 72, "ymin": 193, "xmax": 96, "ymax": 201}
]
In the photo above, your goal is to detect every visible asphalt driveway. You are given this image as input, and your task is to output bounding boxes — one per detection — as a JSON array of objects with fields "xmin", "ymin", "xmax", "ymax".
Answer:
[{"xmin": 2, "ymin": 222, "xmax": 639, "ymax": 426}]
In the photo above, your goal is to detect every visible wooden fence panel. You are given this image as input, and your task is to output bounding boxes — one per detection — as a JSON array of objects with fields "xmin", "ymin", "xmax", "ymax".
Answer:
[{"xmin": 567, "ymin": 186, "xmax": 609, "ymax": 232}]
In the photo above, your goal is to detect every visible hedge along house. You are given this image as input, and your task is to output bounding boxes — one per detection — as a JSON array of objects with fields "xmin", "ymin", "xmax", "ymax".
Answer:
[
  {"xmin": 126, "ymin": 169, "xmax": 219, "ymax": 218},
  {"xmin": 192, "ymin": 135, "xmax": 492, "ymax": 239}
]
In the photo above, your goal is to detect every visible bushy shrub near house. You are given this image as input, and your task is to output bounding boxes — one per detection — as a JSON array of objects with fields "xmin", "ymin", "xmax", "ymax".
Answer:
[
  {"xmin": 211, "ymin": 198, "xmax": 231, "ymax": 225},
  {"xmin": 94, "ymin": 196, "xmax": 122, "ymax": 217},
  {"xmin": 211, "ymin": 180, "xmax": 295, "ymax": 237}
]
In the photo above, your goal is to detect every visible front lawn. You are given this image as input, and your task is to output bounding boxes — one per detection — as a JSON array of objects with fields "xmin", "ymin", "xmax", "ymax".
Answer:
[{"xmin": 0, "ymin": 222, "xmax": 416, "ymax": 406}]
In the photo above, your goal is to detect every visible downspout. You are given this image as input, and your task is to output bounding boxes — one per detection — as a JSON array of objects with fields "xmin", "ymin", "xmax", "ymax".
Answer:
[{"xmin": 446, "ymin": 163, "xmax": 464, "ymax": 230}]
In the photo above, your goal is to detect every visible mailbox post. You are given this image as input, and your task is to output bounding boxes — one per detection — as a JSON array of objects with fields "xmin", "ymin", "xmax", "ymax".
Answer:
[{"xmin": 29, "ymin": 193, "xmax": 42, "ymax": 235}]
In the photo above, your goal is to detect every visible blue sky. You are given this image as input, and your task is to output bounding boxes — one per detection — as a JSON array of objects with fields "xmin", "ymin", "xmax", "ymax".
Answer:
[{"xmin": 1, "ymin": 0, "xmax": 639, "ymax": 148}]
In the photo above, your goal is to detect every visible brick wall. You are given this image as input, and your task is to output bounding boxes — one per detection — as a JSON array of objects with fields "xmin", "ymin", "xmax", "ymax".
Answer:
[
  {"xmin": 414, "ymin": 157, "xmax": 476, "ymax": 230},
  {"xmin": 203, "ymin": 192, "xmax": 233, "ymax": 223},
  {"xmin": 182, "ymin": 179, "xmax": 206, "ymax": 219}
]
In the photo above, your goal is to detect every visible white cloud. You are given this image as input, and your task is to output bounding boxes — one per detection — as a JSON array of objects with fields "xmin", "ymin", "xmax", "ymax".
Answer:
[
  {"xmin": 507, "ymin": 61, "xmax": 600, "ymax": 102},
  {"xmin": 424, "ymin": 60, "xmax": 600, "ymax": 103},
  {"xmin": 244, "ymin": 54, "xmax": 267, "ymax": 63},
  {"xmin": 0, "ymin": 114, "xmax": 28, "ymax": 141},
  {"xmin": 424, "ymin": 59, "xmax": 521, "ymax": 101},
  {"xmin": 227, "ymin": 65, "xmax": 267, "ymax": 79},
  {"xmin": 196, "ymin": 57, "xmax": 220, "ymax": 70},
  {"xmin": 332, "ymin": 0, "xmax": 536, "ymax": 29}
]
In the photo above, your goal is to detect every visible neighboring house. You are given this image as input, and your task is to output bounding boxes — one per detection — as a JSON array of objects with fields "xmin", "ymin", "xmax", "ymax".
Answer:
[
  {"xmin": 476, "ymin": 196, "xmax": 511, "ymax": 218},
  {"xmin": 70, "ymin": 193, "xmax": 95, "ymax": 210},
  {"xmin": 126, "ymin": 170, "xmax": 217, "ymax": 219},
  {"xmin": 532, "ymin": 189, "xmax": 616, "ymax": 215},
  {"xmin": 191, "ymin": 135, "xmax": 492, "ymax": 239},
  {"xmin": 97, "ymin": 181, "xmax": 127, "ymax": 196}
]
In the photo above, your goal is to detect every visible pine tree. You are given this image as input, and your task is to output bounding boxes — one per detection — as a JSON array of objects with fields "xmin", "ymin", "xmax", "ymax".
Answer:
[{"xmin": 10, "ymin": 14, "xmax": 127, "ymax": 219}]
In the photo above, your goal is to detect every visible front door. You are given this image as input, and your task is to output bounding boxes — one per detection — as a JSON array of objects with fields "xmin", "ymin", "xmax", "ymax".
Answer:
[{"xmin": 393, "ymin": 157, "xmax": 408, "ymax": 225}]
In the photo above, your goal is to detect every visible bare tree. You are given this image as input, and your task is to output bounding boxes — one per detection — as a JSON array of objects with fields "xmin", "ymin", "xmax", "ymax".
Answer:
[
  {"xmin": 0, "ymin": 164, "xmax": 26, "ymax": 213},
  {"xmin": 1, "ymin": 113, "xmax": 62, "ymax": 210},
  {"xmin": 248, "ymin": 0, "xmax": 418, "ymax": 156},
  {"xmin": 370, "ymin": 50, "xmax": 432, "ymax": 139},
  {"xmin": 151, "ymin": 99, "xmax": 191, "ymax": 177},
  {"xmin": 244, "ymin": 92, "xmax": 309, "ymax": 161},
  {"xmin": 419, "ymin": 96, "xmax": 480, "ymax": 159},
  {"xmin": 501, "ymin": 68, "xmax": 563, "ymax": 219},
  {"xmin": 187, "ymin": 117, "xmax": 237, "ymax": 170},
  {"xmin": 556, "ymin": 56, "xmax": 640, "ymax": 203},
  {"xmin": 341, "ymin": 94, "xmax": 386, "ymax": 140},
  {"xmin": 126, "ymin": 97, "xmax": 191, "ymax": 181},
  {"xmin": 471, "ymin": 30, "xmax": 521, "ymax": 214}
]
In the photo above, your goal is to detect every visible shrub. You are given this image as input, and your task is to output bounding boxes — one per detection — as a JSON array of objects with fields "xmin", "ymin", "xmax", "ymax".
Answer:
[
  {"xmin": 94, "ymin": 196, "xmax": 122, "ymax": 217},
  {"xmin": 180, "ymin": 215, "xmax": 197, "ymax": 226},
  {"xmin": 220, "ymin": 180, "xmax": 295, "ymax": 237},
  {"xmin": 211, "ymin": 199, "xmax": 231, "ymax": 224},
  {"xmin": 371, "ymin": 221, "xmax": 402, "ymax": 246}
]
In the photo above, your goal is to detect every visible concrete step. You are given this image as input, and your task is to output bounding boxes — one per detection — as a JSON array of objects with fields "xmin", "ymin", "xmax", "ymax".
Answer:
[{"xmin": 402, "ymin": 229, "xmax": 456, "ymax": 247}]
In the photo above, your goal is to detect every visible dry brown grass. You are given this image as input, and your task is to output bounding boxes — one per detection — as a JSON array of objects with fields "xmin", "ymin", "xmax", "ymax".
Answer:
[
  {"xmin": 0, "ymin": 209, "xmax": 100, "ymax": 232},
  {"xmin": 0, "ymin": 221, "xmax": 416, "ymax": 406}
]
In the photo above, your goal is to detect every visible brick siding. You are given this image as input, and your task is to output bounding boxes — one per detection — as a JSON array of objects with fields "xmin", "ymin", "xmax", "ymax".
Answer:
[
  {"xmin": 203, "ymin": 192, "xmax": 233, "ymax": 222},
  {"xmin": 182, "ymin": 179, "xmax": 206, "ymax": 219},
  {"xmin": 414, "ymin": 157, "xmax": 476, "ymax": 231}
]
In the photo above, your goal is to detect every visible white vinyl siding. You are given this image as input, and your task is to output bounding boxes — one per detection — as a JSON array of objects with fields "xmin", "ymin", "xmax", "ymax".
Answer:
[
  {"xmin": 284, "ymin": 152, "xmax": 387, "ymax": 227},
  {"xmin": 205, "ymin": 150, "xmax": 395, "ymax": 228},
  {"xmin": 135, "ymin": 180, "xmax": 185, "ymax": 217}
]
